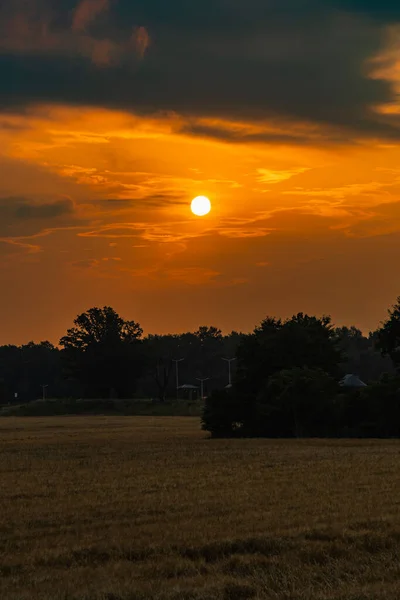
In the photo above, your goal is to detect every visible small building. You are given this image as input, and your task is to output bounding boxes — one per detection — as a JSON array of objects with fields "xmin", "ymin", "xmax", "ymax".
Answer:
[
  {"xmin": 178, "ymin": 384, "xmax": 199, "ymax": 401},
  {"xmin": 339, "ymin": 374, "xmax": 367, "ymax": 388}
]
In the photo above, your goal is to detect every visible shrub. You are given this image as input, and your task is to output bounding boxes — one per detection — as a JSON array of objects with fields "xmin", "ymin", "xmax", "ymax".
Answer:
[{"xmin": 202, "ymin": 368, "xmax": 338, "ymax": 438}]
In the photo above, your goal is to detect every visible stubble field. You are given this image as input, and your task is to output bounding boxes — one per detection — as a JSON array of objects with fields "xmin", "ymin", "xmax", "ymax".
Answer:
[{"xmin": 1, "ymin": 416, "xmax": 400, "ymax": 600}]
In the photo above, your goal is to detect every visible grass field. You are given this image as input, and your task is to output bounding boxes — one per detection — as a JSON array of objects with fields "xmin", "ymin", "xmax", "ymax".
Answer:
[
  {"xmin": 1, "ymin": 417, "xmax": 400, "ymax": 600},
  {"xmin": 0, "ymin": 399, "xmax": 203, "ymax": 417}
]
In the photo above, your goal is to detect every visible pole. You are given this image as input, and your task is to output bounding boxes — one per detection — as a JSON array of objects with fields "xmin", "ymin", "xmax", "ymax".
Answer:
[
  {"xmin": 42, "ymin": 385, "xmax": 48, "ymax": 401},
  {"xmin": 196, "ymin": 377, "xmax": 210, "ymax": 400},
  {"xmin": 172, "ymin": 358, "xmax": 184, "ymax": 400},
  {"xmin": 222, "ymin": 358, "xmax": 236, "ymax": 387}
]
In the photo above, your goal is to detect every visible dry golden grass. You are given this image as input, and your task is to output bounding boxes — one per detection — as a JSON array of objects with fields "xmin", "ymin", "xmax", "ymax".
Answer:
[{"xmin": 1, "ymin": 417, "xmax": 400, "ymax": 599}]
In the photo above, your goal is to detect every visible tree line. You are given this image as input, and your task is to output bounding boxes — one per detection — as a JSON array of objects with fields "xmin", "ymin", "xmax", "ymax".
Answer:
[
  {"xmin": 203, "ymin": 300, "xmax": 400, "ymax": 438},
  {"xmin": 0, "ymin": 307, "xmax": 241, "ymax": 404},
  {"xmin": 0, "ymin": 300, "xmax": 399, "ymax": 438}
]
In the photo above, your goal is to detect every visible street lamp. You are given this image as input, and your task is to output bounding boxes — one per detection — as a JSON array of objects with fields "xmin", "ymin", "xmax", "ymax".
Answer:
[
  {"xmin": 222, "ymin": 357, "xmax": 236, "ymax": 388},
  {"xmin": 172, "ymin": 358, "xmax": 184, "ymax": 400},
  {"xmin": 196, "ymin": 377, "xmax": 210, "ymax": 401}
]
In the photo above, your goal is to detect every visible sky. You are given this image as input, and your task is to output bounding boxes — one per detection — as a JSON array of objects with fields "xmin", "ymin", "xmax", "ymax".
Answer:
[{"xmin": 1, "ymin": 0, "xmax": 400, "ymax": 344}]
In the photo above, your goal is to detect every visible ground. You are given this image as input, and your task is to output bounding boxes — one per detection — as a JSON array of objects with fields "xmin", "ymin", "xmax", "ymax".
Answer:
[{"xmin": 1, "ymin": 417, "xmax": 400, "ymax": 599}]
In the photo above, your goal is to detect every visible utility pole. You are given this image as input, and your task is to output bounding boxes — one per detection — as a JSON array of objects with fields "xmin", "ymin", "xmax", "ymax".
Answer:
[
  {"xmin": 172, "ymin": 358, "xmax": 184, "ymax": 400},
  {"xmin": 41, "ymin": 384, "xmax": 48, "ymax": 401},
  {"xmin": 222, "ymin": 357, "xmax": 236, "ymax": 388},
  {"xmin": 196, "ymin": 377, "xmax": 210, "ymax": 401}
]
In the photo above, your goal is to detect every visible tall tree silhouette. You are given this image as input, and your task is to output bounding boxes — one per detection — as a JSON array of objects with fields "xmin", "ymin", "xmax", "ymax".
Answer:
[{"xmin": 60, "ymin": 307, "xmax": 144, "ymax": 398}]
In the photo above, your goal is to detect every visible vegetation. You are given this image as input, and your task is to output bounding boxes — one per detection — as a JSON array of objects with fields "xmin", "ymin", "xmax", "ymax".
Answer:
[
  {"xmin": 376, "ymin": 297, "xmax": 400, "ymax": 371},
  {"xmin": 60, "ymin": 306, "xmax": 145, "ymax": 399},
  {"xmin": 1, "ymin": 417, "xmax": 400, "ymax": 600},
  {"xmin": 0, "ymin": 310, "xmax": 243, "ymax": 405},
  {"xmin": 0, "ymin": 398, "xmax": 203, "ymax": 417},
  {"xmin": 1, "ymin": 299, "xmax": 400, "ymax": 437},
  {"xmin": 203, "ymin": 303, "xmax": 400, "ymax": 438}
]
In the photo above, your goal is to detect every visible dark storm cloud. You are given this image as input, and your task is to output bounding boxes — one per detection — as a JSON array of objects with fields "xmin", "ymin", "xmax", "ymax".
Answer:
[
  {"xmin": 180, "ymin": 123, "xmax": 352, "ymax": 145},
  {"xmin": 13, "ymin": 198, "xmax": 74, "ymax": 220},
  {"xmin": 330, "ymin": 0, "xmax": 400, "ymax": 19},
  {"xmin": 0, "ymin": 196, "xmax": 76, "ymax": 237},
  {"xmin": 1, "ymin": 0, "xmax": 400, "ymax": 139},
  {"xmin": 103, "ymin": 194, "xmax": 187, "ymax": 208}
]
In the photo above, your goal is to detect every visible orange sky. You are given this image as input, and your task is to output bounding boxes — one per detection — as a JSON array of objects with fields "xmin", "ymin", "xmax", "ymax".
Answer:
[
  {"xmin": 1, "ymin": 104, "xmax": 400, "ymax": 344},
  {"xmin": 3, "ymin": 0, "xmax": 400, "ymax": 343}
]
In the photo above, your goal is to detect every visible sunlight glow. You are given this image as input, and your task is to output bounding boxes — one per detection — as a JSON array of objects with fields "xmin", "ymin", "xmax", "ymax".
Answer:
[{"xmin": 191, "ymin": 196, "xmax": 211, "ymax": 217}]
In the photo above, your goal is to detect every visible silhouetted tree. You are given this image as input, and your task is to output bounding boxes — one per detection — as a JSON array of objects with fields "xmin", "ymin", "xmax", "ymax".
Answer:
[
  {"xmin": 194, "ymin": 326, "xmax": 223, "ymax": 343},
  {"xmin": 0, "ymin": 342, "xmax": 63, "ymax": 403},
  {"xmin": 335, "ymin": 326, "xmax": 394, "ymax": 382},
  {"xmin": 203, "ymin": 314, "xmax": 343, "ymax": 438},
  {"xmin": 4, "ymin": 298, "xmax": 400, "ymax": 434},
  {"xmin": 262, "ymin": 367, "xmax": 338, "ymax": 437},
  {"xmin": 235, "ymin": 313, "xmax": 341, "ymax": 400},
  {"xmin": 360, "ymin": 373, "xmax": 400, "ymax": 437},
  {"xmin": 203, "ymin": 366, "xmax": 338, "ymax": 439},
  {"xmin": 202, "ymin": 388, "xmax": 244, "ymax": 438},
  {"xmin": 376, "ymin": 297, "xmax": 400, "ymax": 371},
  {"xmin": 0, "ymin": 345, "xmax": 21, "ymax": 403},
  {"xmin": 134, "ymin": 329, "xmax": 244, "ymax": 399},
  {"xmin": 337, "ymin": 373, "xmax": 400, "ymax": 437},
  {"xmin": 60, "ymin": 306, "xmax": 144, "ymax": 398},
  {"xmin": 144, "ymin": 335, "xmax": 174, "ymax": 402},
  {"xmin": 335, "ymin": 326, "xmax": 367, "ymax": 375}
]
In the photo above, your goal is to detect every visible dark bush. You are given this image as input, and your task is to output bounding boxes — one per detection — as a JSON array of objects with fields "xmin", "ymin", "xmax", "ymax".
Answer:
[
  {"xmin": 202, "ymin": 389, "xmax": 245, "ymax": 437},
  {"xmin": 203, "ymin": 367, "xmax": 338, "ymax": 438}
]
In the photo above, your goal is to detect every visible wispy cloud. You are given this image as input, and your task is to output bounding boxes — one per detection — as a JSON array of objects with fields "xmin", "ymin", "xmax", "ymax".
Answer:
[
  {"xmin": 131, "ymin": 26, "xmax": 151, "ymax": 59},
  {"xmin": 283, "ymin": 181, "xmax": 389, "ymax": 199},
  {"xmin": 0, "ymin": 196, "xmax": 80, "ymax": 238},
  {"xmin": 218, "ymin": 227, "xmax": 273, "ymax": 239},
  {"xmin": 0, "ymin": 0, "xmax": 150, "ymax": 67},
  {"xmin": 78, "ymin": 221, "xmax": 207, "ymax": 244},
  {"xmin": 72, "ymin": 0, "xmax": 110, "ymax": 32},
  {"xmin": 0, "ymin": 237, "xmax": 42, "ymax": 255},
  {"xmin": 257, "ymin": 168, "xmax": 310, "ymax": 184},
  {"xmin": 162, "ymin": 267, "xmax": 221, "ymax": 285},
  {"xmin": 71, "ymin": 258, "xmax": 101, "ymax": 269}
]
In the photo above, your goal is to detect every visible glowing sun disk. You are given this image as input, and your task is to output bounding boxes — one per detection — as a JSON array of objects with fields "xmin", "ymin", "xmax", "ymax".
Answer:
[{"xmin": 191, "ymin": 196, "xmax": 211, "ymax": 216}]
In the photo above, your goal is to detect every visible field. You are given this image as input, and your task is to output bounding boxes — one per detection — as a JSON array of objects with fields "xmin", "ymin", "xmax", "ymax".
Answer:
[
  {"xmin": 0, "ymin": 399, "xmax": 203, "ymax": 417},
  {"xmin": 1, "ymin": 418, "xmax": 400, "ymax": 600}
]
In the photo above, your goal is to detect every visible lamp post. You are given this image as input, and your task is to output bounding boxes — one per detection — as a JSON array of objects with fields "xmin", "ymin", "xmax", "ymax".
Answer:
[
  {"xmin": 172, "ymin": 358, "xmax": 184, "ymax": 400},
  {"xmin": 196, "ymin": 377, "xmax": 210, "ymax": 401},
  {"xmin": 222, "ymin": 357, "xmax": 236, "ymax": 388}
]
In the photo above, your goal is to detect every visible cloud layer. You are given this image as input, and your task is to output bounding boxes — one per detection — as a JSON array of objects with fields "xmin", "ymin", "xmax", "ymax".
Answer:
[
  {"xmin": 1, "ymin": 0, "xmax": 400, "ymax": 140},
  {"xmin": 0, "ymin": 196, "xmax": 76, "ymax": 237}
]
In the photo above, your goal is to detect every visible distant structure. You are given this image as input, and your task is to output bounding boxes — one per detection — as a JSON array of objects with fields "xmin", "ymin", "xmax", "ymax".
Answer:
[
  {"xmin": 339, "ymin": 374, "xmax": 367, "ymax": 388},
  {"xmin": 178, "ymin": 384, "xmax": 199, "ymax": 401},
  {"xmin": 178, "ymin": 384, "xmax": 199, "ymax": 390}
]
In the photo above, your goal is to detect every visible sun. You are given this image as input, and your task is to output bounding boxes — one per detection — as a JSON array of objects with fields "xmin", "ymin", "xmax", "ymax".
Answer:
[{"xmin": 191, "ymin": 196, "xmax": 211, "ymax": 217}]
